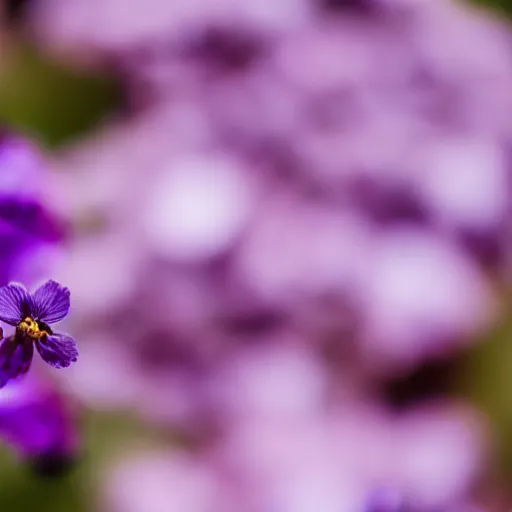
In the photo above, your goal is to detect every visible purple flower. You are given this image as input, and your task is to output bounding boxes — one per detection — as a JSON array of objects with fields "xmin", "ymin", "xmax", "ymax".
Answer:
[{"xmin": 0, "ymin": 280, "xmax": 78, "ymax": 387}]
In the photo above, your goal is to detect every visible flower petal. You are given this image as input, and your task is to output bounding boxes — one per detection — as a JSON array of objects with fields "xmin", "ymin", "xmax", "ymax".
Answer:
[
  {"xmin": 31, "ymin": 280, "xmax": 70, "ymax": 324},
  {"xmin": 0, "ymin": 336, "xmax": 33, "ymax": 388},
  {"xmin": 36, "ymin": 333, "xmax": 78, "ymax": 369},
  {"xmin": 0, "ymin": 283, "xmax": 31, "ymax": 325}
]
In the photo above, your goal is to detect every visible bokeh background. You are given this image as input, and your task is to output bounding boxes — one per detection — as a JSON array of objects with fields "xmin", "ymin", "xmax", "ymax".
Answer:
[{"xmin": 0, "ymin": 0, "xmax": 512, "ymax": 510}]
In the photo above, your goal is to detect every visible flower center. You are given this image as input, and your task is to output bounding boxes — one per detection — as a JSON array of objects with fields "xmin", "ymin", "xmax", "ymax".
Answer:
[{"xmin": 18, "ymin": 317, "xmax": 48, "ymax": 340}]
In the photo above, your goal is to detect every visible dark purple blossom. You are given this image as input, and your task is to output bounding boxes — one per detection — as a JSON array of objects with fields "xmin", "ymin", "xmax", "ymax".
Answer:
[{"xmin": 0, "ymin": 280, "xmax": 78, "ymax": 387}]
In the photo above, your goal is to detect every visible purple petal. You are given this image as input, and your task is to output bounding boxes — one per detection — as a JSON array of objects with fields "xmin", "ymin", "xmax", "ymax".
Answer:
[
  {"xmin": 36, "ymin": 333, "xmax": 78, "ymax": 369},
  {"xmin": 0, "ymin": 336, "xmax": 33, "ymax": 388},
  {"xmin": 31, "ymin": 280, "xmax": 70, "ymax": 324},
  {"xmin": 0, "ymin": 283, "xmax": 31, "ymax": 325}
]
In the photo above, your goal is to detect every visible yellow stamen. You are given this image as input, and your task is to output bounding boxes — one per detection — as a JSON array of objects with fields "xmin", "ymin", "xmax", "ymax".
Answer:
[{"xmin": 18, "ymin": 317, "xmax": 47, "ymax": 340}]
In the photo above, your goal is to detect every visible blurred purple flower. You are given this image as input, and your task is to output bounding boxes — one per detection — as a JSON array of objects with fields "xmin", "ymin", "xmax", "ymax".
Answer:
[
  {"xmin": 0, "ymin": 280, "xmax": 78, "ymax": 387},
  {"xmin": 104, "ymin": 449, "xmax": 236, "ymax": 512},
  {"xmin": 0, "ymin": 368, "xmax": 80, "ymax": 475},
  {"xmin": 30, "ymin": 0, "xmax": 311, "ymax": 61},
  {"xmin": 363, "ymin": 487, "xmax": 405, "ymax": 512},
  {"xmin": 0, "ymin": 132, "xmax": 64, "ymax": 285},
  {"xmin": 102, "ymin": 401, "xmax": 487, "ymax": 512},
  {"xmin": 21, "ymin": 0, "xmax": 512, "ymax": 507}
]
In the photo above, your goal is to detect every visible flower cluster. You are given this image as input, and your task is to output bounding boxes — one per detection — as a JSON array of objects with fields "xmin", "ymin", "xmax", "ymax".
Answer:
[{"xmin": 18, "ymin": 0, "xmax": 512, "ymax": 508}]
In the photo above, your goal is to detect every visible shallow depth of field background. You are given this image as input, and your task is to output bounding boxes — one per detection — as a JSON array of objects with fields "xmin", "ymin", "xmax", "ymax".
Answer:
[{"xmin": 1, "ymin": 0, "xmax": 512, "ymax": 511}]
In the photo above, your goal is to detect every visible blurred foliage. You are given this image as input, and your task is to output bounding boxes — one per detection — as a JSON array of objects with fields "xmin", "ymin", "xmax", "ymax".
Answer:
[
  {"xmin": 470, "ymin": 0, "xmax": 512, "ymax": 15},
  {"xmin": 0, "ymin": 39, "xmax": 121, "ymax": 148},
  {"xmin": 457, "ymin": 298, "xmax": 512, "ymax": 478}
]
